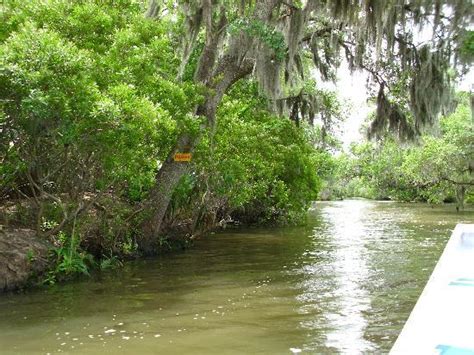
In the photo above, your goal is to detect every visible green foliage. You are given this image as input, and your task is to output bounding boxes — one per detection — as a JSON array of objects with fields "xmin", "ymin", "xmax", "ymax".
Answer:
[
  {"xmin": 0, "ymin": 0, "xmax": 206, "ymax": 283},
  {"xmin": 400, "ymin": 92, "xmax": 473, "ymax": 203},
  {"xmin": 99, "ymin": 254, "xmax": 123, "ymax": 271},
  {"xmin": 164, "ymin": 80, "xmax": 326, "ymax": 229},
  {"xmin": 229, "ymin": 19, "xmax": 286, "ymax": 61},
  {"xmin": 0, "ymin": 0, "xmax": 343, "ymax": 284},
  {"xmin": 26, "ymin": 249, "xmax": 35, "ymax": 263},
  {"xmin": 0, "ymin": 0, "xmax": 140, "ymax": 49},
  {"xmin": 191, "ymin": 81, "xmax": 323, "ymax": 224},
  {"xmin": 45, "ymin": 231, "xmax": 94, "ymax": 284},
  {"xmin": 0, "ymin": 0, "xmax": 203, "ymax": 207},
  {"xmin": 329, "ymin": 93, "xmax": 473, "ymax": 205},
  {"xmin": 459, "ymin": 30, "xmax": 474, "ymax": 63}
]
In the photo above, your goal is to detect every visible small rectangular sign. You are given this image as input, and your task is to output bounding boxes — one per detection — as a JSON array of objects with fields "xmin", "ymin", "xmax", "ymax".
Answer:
[{"xmin": 174, "ymin": 152, "xmax": 192, "ymax": 162}]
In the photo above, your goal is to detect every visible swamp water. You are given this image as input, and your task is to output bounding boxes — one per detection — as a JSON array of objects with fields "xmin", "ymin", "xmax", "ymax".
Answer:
[{"xmin": 0, "ymin": 200, "xmax": 473, "ymax": 354}]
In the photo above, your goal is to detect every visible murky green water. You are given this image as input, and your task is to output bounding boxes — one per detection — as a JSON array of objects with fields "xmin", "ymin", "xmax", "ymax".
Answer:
[{"xmin": 1, "ymin": 200, "xmax": 473, "ymax": 354}]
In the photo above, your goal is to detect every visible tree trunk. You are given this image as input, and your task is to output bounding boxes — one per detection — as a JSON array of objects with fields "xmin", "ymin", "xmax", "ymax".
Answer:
[
  {"xmin": 138, "ymin": 0, "xmax": 279, "ymax": 253},
  {"xmin": 138, "ymin": 158, "xmax": 190, "ymax": 254},
  {"xmin": 456, "ymin": 185, "xmax": 465, "ymax": 212}
]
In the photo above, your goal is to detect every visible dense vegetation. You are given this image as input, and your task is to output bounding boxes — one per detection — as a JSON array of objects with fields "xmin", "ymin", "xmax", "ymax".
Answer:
[
  {"xmin": 326, "ymin": 93, "xmax": 473, "ymax": 207},
  {"xmin": 0, "ymin": 1, "xmax": 330, "ymax": 281},
  {"xmin": 0, "ymin": 0, "xmax": 472, "ymax": 284}
]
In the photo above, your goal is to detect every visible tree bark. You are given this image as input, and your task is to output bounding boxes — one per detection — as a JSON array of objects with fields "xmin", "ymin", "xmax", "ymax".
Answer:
[
  {"xmin": 144, "ymin": 0, "xmax": 160, "ymax": 19},
  {"xmin": 456, "ymin": 185, "xmax": 465, "ymax": 211},
  {"xmin": 139, "ymin": 135, "xmax": 194, "ymax": 254}
]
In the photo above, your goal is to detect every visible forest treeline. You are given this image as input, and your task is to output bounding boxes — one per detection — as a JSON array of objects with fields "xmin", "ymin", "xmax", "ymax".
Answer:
[
  {"xmin": 325, "ymin": 93, "xmax": 473, "ymax": 207},
  {"xmin": 0, "ymin": 0, "xmax": 472, "ymax": 284}
]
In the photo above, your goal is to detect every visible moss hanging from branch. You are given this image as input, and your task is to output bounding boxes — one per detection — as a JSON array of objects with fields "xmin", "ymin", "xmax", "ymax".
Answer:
[
  {"xmin": 176, "ymin": 1, "xmax": 204, "ymax": 80},
  {"xmin": 162, "ymin": 0, "xmax": 472, "ymax": 138},
  {"xmin": 369, "ymin": 84, "xmax": 416, "ymax": 141},
  {"xmin": 409, "ymin": 45, "xmax": 454, "ymax": 129}
]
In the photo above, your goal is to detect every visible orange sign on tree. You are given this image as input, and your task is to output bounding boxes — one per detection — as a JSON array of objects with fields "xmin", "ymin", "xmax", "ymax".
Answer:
[{"xmin": 173, "ymin": 152, "xmax": 192, "ymax": 162}]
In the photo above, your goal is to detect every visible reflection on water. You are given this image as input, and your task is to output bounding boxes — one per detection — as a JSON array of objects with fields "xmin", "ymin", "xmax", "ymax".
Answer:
[
  {"xmin": 314, "ymin": 201, "xmax": 373, "ymax": 353},
  {"xmin": 0, "ymin": 201, "xmax": 472, "ymax": 354}
]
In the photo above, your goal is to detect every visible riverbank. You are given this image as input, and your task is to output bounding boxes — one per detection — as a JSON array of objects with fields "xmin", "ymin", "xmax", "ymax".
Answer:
[
  {"xmin": 1, "ymin": 185, "xmax": 281, "ymax": 292},
  {"xmin": 0, "ymin": 227, "xmax": 50, "ymax": 292},
  {"xmin": 1, "ymin": 199, "xmax": 472, "ymax": 293},
  {"xmin": 0, "ymin": 195, "xmax": 220, "ymax": 292}
]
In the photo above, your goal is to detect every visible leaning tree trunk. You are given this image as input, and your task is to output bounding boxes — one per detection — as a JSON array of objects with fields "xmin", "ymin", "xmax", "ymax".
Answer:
[
  {"xmin": 138, "ymin": 58, "xmax": 252, "ymax": 253},
  {"xmin": 139, "ymin": 134, "xmax": 195, "ymax": 254},
  {"xmin": 139, "ymin": 2, "xmax": 222, "ymax": 253},
  {"xmin": 138, "ymin": 55, "xmax": 255, "ymax": 253},
  {"xmin": 138, "ymin": 0, "xmax": 279, "ymax": 253}
]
